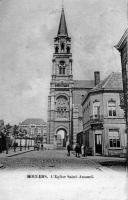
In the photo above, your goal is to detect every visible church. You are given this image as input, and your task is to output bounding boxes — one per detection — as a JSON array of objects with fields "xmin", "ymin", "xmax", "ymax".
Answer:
[{"xmin": 47, "ymin": 8, "xmax": 99, "ymax": 148}]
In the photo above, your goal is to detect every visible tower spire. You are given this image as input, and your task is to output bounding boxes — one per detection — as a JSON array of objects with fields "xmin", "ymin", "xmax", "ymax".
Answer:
[{"xmin": 57, "ymin": 7, "xmax": 68, "ymax": 36}]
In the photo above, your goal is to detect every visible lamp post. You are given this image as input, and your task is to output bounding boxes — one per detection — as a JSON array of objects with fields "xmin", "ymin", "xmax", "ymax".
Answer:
[{"xmin": 115, "ymin": 29, "xmax": 128, "ymax": 167}]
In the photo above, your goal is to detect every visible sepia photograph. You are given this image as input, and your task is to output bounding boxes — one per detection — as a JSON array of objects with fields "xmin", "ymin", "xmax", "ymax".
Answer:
[{"xmin": 0, "ymin": 0, "xmax": 127, "ymax": 199}]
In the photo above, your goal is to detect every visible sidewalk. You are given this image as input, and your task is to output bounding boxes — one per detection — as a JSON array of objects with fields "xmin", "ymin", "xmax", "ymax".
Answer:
[
  {"xmin": 71, "ymin": 151, "xmax": 127, "ymax": 172},
  {"xmin": 71, "ymin": 151, "xmax": 126, "ymax": 161},
  {"xmin": 71, "ymin": 151, "xmax": 126, "ymax": 166},
  {"xmin": 86, "ymin": 155, "xmax": 126, "ymax": 162},
  {"xmin": 0, "ymin": 147, "xmax": 34, "ymax": 158}
]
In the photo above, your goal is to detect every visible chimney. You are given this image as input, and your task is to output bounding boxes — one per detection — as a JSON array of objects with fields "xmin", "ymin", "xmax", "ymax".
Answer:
[{"xmin": 94, "ymin": 71, "xmax": 100, "ymax": 86}]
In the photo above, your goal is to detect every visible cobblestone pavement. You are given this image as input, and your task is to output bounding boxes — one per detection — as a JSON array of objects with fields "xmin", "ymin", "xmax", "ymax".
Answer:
[
  {"xmin": 0, "ymin": 149, "xmax": 126, "ymax": 172},
  {"xmin": 86, "ymin": 156, "xmax": 126, "ymax": 172},
  {"xmin": 0, "ymin": 149, "xmax": 127, "ymax": 200},
  {"xmin": 0, "ymin": 149, "xmax": 101, "ymax": 171}
]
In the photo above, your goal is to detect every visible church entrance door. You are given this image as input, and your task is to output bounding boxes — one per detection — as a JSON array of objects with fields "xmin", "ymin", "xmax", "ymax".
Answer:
[{"xmin": 56, "ymin": 129, "xmax": 67, "ymax": 147}]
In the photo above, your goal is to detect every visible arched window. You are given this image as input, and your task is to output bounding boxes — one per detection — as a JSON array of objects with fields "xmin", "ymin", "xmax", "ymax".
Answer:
[
  {"xmin": 56, "ymin": 96, "xmax": 68, "ymax": 118},
  {"xmin": 62, "ymin": 67, "xmax": 65, "ymax": 74},
  {"xmin": 59, "ymin": 66, "xmax": 62, "ymax": 74},
  {"xmin": 59, "ymin": 61, "xmax": 66, "ymax": 75},
  {"xmin": 55, "ymin": 46, "xmax": 58, "ymax": 53},
  {"xmin": 61, "ymin": 43, "xmax": 64, "ymax": 52},
  {"xmin": 108, "ymin": 100, "xmax": 116, "ymax": 117}
]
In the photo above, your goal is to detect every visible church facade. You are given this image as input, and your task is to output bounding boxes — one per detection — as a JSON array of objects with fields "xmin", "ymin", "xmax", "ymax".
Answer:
[{"xmin": 47, "ymin": 8, "xmax": 95, "ymax": 148}]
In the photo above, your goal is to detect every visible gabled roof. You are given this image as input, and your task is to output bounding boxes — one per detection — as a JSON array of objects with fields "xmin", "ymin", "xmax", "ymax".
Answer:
[
  {"xmin": 82, "ymin": 72, "xmax": 123, "ymax": 105},
  {"xmin": 57, "ymin": 8, "xmax": 68, "ymax": 36},
  {"xmin": 91, "ymin": 72, "xmax": 123, "ymax": 92},
  {"xmin": 74, "ymin": 80, "xmax": 94, "ymax": 89},
  {"xmin": 19, "ymin": 118, "xmax": 46, "ymax": 126}
]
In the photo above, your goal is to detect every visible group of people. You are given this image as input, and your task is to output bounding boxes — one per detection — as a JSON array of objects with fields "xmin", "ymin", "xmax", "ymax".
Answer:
[
  {"xmin": 0, "ymin": 131, "xmax": 12, "ymax": 154},
  {"xmin": 67, "ymin": 143, "xmax": 87, "ymax": 157}
]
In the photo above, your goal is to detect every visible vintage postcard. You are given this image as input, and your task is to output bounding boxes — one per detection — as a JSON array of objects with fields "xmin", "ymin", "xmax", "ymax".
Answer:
[{"xmin": 0, "ymin": 0, "xmax": 127, "ymax": 200}]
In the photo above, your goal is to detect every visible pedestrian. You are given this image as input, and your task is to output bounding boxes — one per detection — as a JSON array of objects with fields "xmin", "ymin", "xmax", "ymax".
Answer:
[
  {"xmin": 75, "ymin": 143, "xmax": 80, "ymax": 157},
  {"xmin": 13, "ymin": 139, "xmax": 17, "ymax": 152},
  {"xmin": 0, "ymin": 133, "xmax": 2, "ymax": 153},
  {"xmin": 81, "ymin": 144, "xmax": 85, "ymax": 157},
  {"xmin": 41, "ymin": 143, "xmax": 43, "ymax": 150},
  {"xmin": 5, "ymin": 132, "xmax": 10, "ymax": 154},
  {"xmin": 67, "ymin": 143, "xmax": 71, "ymax": 156}
]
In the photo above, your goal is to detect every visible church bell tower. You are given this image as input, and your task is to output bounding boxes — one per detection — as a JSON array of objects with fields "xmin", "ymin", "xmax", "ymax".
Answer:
[
  {"xmin": 47, "ymin": 8, "xmax": 74, "ymax": 147},
  {"xmin": 52, "ymin": 7, "xmax": 73, "ymax": 81}
]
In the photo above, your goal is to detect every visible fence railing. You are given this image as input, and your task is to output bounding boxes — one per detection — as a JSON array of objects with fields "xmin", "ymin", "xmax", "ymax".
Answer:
[{"xmin": 89, "ymin": 115, "xmax": 104, "ymax": 124}]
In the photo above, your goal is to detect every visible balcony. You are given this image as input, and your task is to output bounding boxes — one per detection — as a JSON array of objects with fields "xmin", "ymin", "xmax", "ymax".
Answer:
[{"xmin": 89, "ymin": 115, "xmax": 104, "ymax": 129}]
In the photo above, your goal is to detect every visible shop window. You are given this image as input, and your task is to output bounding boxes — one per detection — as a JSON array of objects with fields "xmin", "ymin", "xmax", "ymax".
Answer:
[{"xmin": 109, "ymin": 129, "xmax": 120, "ymax": 148}]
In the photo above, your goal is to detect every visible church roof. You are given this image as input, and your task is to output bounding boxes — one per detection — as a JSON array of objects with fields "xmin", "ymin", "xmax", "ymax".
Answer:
[
  {"xmin": 74, "ymin": 80, "xmax": 94, "ymax": 89},
  {"xmin": 115, "ymin": 28, "xmax": 128, "ymax": 51},
  {"xmin": 19, "ymin": 118, "xmax": 46, "ymax": 126},
  {"xmin": 57, "ymin": 8, "xmax": 68, "ymax": 36}
]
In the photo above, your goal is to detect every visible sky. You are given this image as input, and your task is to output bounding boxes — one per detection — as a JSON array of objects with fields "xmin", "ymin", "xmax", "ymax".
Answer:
[{"xmin": 0, "ymin": 0, "xmax": 127, "ymax": 125}]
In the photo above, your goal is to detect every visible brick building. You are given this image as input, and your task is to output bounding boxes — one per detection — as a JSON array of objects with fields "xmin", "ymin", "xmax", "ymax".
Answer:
[
  {"xmin": 19, "ymin": 118, "xmax": 47, "ymax": 143},
  {"xmin": 81, "ymin": 72, "xmax": 126, "ymax": 156},
  {"xmin": 47, "ymin": 8, "xmax": 95, "ymax": 148}
]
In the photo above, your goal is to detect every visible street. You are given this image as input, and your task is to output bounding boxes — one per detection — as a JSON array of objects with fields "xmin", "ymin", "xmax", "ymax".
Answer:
[
  {"xmin": 0, "ymin": 149, "xmax": 127, "ymax": 200},
  {"xmin": 0, "ymin": 149, "xmax": 126, "ymax": 172},
  {"xmin": 0, "ymin": 149, "xmax": 98, "ymax": 170}
]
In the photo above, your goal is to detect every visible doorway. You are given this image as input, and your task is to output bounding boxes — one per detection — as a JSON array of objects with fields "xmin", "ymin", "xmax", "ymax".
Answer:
[
  {"xmin": 95, "ymin": 134, "xmax": 102, "ymax": 155},
  {"xmin": 56, "ymin": 129, "xmax": 67, "ymax": 147}
]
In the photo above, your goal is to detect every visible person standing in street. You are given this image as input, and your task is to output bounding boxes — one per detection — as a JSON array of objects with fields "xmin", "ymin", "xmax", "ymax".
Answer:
[
  {"xmin": 67, "ymin": 143, "xmax": 71, "ymax": 156},
  {"xmin": 81, "ymin": 144, "xmax": 85, "ymax": 157},
  {"xmin": 5, "ymin": 132, "xmax": 10, "ymax": 154},
  {"xmin": 0, "ymin": 132, "xmax": 2, "ymax": 153},
  {"xmin": 13, "ymin": 139, "xmax": 17, "ymax": 152},
  {"xmin": 75, "ymin": 143, "xmax": 80, "ymax": 157},
  {"xmin": 41, "ymin": 143, "xmax": 43, "ymax": 150}
]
